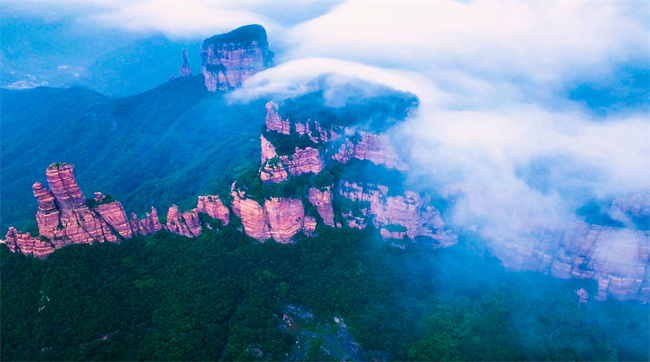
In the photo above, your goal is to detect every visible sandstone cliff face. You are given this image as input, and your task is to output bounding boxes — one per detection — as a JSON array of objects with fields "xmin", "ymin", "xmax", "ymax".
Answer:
[
  {"xmin": 1, "ymin": 163, "xmax": 163, "ymax": 258},
  {"xmin": 130, "ymin": 207, "xmax": 163, "ymax": 236},
  {"xmin": 491, "ymin": 221, "xmax": 650, "ymax": 302},
  {"xmin": 197, "ymin": 195, "xmax": 230, "ymax": 224},
  {"xmin": 260, "ymin": 134, "xmax": 324, "ymax": 183},
  {"xmin": 307, "ymin": 187, "xmax": 335, "ymax": 226},
  {"xmin": 332, "ymin": 130, "xmax": 408, "ymax": 171},
  {"xmin": 164, "ymin": 195, "xmax": 231, "ymax": 237},
  {"xmin": 201, "ymin": 25, "xmax": 273, "ymax": 91},
  {"xmin": 231, "ymin": 186, "xmax": 312, "ymax": 243},
  {"xmin": 265, "ymin": 102, "xmax": 291, "ymax": 135},
  {"xmin": 165, "ymin": 205, "xmax": 202, "ymax": 238},
  {"xmin": 338, "ymin": 182, "xmax": 454, "ymax": 246},
  {"xmin": 34, "ymin": 164, "xmax": 133, "ymax": 247},
  {"xmin": 2, "ymin": 227, "xmax": 54, "ymax": 258},
  {"xmin": 265, "ymin": 101, "xmax": 338, "ymax": 143}
]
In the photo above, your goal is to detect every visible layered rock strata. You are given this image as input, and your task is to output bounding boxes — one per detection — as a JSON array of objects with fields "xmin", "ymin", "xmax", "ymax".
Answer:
[
  {"xmin": 260, "ymin": 135, "xmax": 323, "ymax": 183},
  {"xmin": 201, "ymin": 24, "xmax": 273, "ymax": 91},
  {"xmin": 307, "ymin": 187, "xmax": 335, "ymax": 226},
  {"xmin": 231, "ymin": 187, "xmax": 314, "ymax": 243},
  {"xmin": 164, "ymin": 195, "xmax": 230, "ymax": 238},
  {"xmin": 491, "ymin": 220, "xmax": 650, "ymax": 302},
  {"xmin": 2, "ymin": 164, "xmax": 149, "ymax": 258},
  {"xmin": 332, "ymin": 130, "xmax": 408, "ymax": 171},
  {"xmin": 338, "ymin": 182, "xmax": 454, "ymax": 246},
  {"xmin": 265, "ymin": 101, "xmax": 405, "ymax": 170}
]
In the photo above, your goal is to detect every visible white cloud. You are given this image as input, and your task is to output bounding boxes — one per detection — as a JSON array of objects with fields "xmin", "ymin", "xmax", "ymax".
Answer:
[
  {"xmin": 86, "ymin": 2, "xmax": 278, "ymax": 39},
  {"xmin": 287, "ymin": 1, "xmax": 648, "ymax": 86}
]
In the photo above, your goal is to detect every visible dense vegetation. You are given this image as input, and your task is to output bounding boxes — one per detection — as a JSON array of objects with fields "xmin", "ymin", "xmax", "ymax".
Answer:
[
  {"xmin": 202, "ymin": 24, "xmax": 270, "ymax": 49},
  {"xmin": 3, "ymin": 224, "xmax": 648, "ymax": 361},
  {"xmin": 278, "ymin": 82, "xmax": 419, "ymax": 132},
  {"xmin": 1, "ymin": 75, "xmax": 266, "ymax": 233}
]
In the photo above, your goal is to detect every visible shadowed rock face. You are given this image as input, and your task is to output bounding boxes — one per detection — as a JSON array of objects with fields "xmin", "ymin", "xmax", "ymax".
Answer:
[
  {"xmin": 179, "ymin": 49, "xmax": 192, "ymax": 78},
  {"xmin": 201, "ymin": 24, "xmax": 274, "ymax": 91}
]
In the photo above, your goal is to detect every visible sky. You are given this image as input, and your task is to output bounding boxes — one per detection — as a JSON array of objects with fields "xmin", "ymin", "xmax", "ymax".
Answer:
[{"xmin": 2, "ymin": 0, "xmax": 649, "ymax": 259}]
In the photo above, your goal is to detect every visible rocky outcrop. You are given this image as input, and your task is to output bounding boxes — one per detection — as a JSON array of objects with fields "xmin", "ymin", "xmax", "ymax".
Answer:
[
  {"xmin": 332, "ymin": 130, "xmax": 408, "ymax": 171},
  {"xmin": 338, "ymin": 182, "xmax": 454, "ymax": 246},
  {"xmin": 265, "ymin": 102, "xmax": 290, "ymax": 135},
  {"xmin": 165, "ymin": 205, "xmax": 202, "ymax": 238},
  {"xmin": 260, "ymin": 135, "xmax": 324, "ymax": 183},
  {"xmin": 33, "ymin": 164, "xmax": 133, "ymax": 247},
  {"xmin": 307, "ymin": 187, "xmax": 335, "ymax": 226},
  {"xmin": 231, "ymin": 186, "xmax": 312, "ymax": 243},
  {"xmin": 1, "ymin": 163, "xmax": 163, "ymax": 258},
  {"xmin": 197, "ymin": 195, "xmax": 230, "ymax": 224},
  {"xmin": 130, "ymin": 207, "xmax": 163, "ymax": 236},
  {"xmin": 265, "ymin": 198, "xmax": 307, "ymax": 243},
  {"xmin": 491, "ymin": 219, "xmax": 650, "ymax": 302},
  {"xmin": 164, "ymin": 195, "xmax": 230, "ymax": 237},
  {"xmin": 201, "ymin": 24, "xmax": 273, "ymax": 91},
  {"xmin": 179, "ymin": 49, "xmax": 192, "ymax": 78},
  {"xmin": 2, "ymin": 227, "xmax": 54, "ymax": 258}
]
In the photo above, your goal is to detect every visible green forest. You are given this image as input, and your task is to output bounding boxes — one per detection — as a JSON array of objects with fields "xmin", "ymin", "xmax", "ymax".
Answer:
[{"xmin": 2, "ymin": 221, "xmax": 648, "ymax": 361}]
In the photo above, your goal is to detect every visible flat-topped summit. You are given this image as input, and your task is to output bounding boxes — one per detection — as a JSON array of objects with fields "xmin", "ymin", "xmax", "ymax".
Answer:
[{"xmin": 201, "ymin": 24, "xmax": 274, "ymax": 91}]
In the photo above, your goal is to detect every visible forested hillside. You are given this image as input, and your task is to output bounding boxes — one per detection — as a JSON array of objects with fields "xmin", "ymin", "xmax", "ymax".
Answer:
[
  {"xmin": 2, "ymin": 223, "xmax": 648, "ymax": 360},
  {"xmin": 1, "ymin": 75, "xmax": 266, "ymax": 233}
]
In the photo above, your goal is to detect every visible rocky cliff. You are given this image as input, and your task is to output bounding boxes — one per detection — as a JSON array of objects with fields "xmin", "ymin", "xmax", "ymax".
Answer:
[
  {"xmin": 164, "ymin": 195, "xmax": 230, "ymax": 238},
  {"xmin": 201, "ymin": 24, "xmax": 273, "ymax": 91},
  {"xmin": 1, "ymin": 164, "xmax": 166, "ymax": 258},
  {"xmin": 332, "ymin": 130, "xmax": 408, "ymax": 171},
  {"xmin": 338, "ymin": 182, "xmax": 453, "ymax": 246},
  {"xmin": 231, "ymin": 186, "xmax": 314, "ymax": 243},
  {"xmin": 307, "ymin": 187, "xmax": 335, "ymax": 227},
  {"xmin": 264, "ymin": 101, "xmax": 405, "ymax": 170},
  {"xmin": 260, "ymin": 134, "xmax": 324, "ymax": 183},
  {"xmin": 490, "ymin": 220, "xmax": 650, "ymax": 302}
]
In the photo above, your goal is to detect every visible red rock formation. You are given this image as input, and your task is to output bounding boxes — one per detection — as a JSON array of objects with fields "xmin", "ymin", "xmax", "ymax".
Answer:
[
  {"xmin": 338, "ymin": 182, "xmax": 454, "ymax": 246},
  {"xmin": 197, "ymin": 195, "xmax": 230, "ymax": 225},
  {"xmin": 490, "ymin": 219, "xmax": 650, "ymax": 302},
  {"xmin": 265, "ymin": 198, "xmax": 306, "ymax": 243},
  {"xmin": 231, "ymin": 188, "xmax": 271, "ymax": 240},
  {"xmin": 231, "ymin": 185, "xmax": 313, "ymax": 243},
  {"xmin": 308, "ymin": 187, "xmax": 335, "ymax": 226},
  {"xmin": 130, "ymin": 207, "xmax": 163, "ymax": 236},
  {"xmin": 201, "ymin": 25, "xmax": 273, "ymax": 91},
  {"xmin": 333, "ymin": 131, "xmax": 408, "ymax": 171},
  {"xmin": 265, "ymin": 102, "xmax": 290, "ymax": 135},
  {"xmin": 1, "ymin": 227, "xmax": 54, "ymax": 259},
  {"xmin": 265, "ymin": 101, "xmax": 339, "ymax": 143},
  {"xmin": 179, "ymin": 49, "xmax": 192, "ymax": 78},
  {"xmin": 33, "ymin": 164, "xmax": 133, "ymax": 248},
  {"xmin": 165, "ymin": 205, "xmax": 202, "ymax": 238},
  {"xmin": 260, "ymin": 135, "xmax": 324, "ymax": 183},
  {"xmin": 2, "ymin": 163, "xmax": 163, "ymax": 258}
]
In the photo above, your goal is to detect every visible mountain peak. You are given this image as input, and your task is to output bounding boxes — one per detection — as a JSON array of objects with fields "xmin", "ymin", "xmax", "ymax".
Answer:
[{"xmin": 201, "ymin": 24, "xmax": 274, "ymax": 91}]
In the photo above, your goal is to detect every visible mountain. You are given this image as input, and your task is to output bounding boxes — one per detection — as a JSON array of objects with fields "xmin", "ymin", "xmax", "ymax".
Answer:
[
  {"xmin": 1, "ymin": 24, "xmax": 648, "ymax": 362},
  {"xmin": 1, "ymin": 75, "xmax": 266, "ymax": 233}
]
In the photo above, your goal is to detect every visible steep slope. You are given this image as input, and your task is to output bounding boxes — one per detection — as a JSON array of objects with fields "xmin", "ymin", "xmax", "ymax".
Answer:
[
  {"xmin": 1, "ymin": 75, "xmax": 266, "ymax": 232},
  {"xmin": 201, "ymin": 24, "xmax": 274, "ymax": 91}
]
